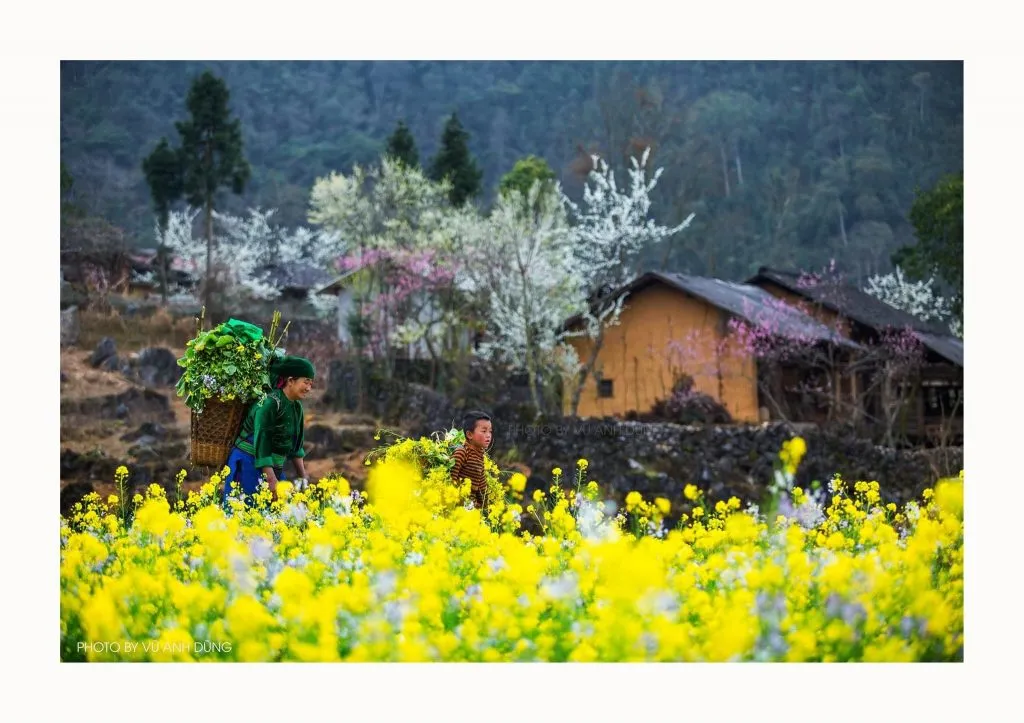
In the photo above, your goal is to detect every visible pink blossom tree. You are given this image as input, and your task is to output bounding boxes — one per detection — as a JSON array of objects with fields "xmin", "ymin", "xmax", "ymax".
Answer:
[{"xmin": 308, "ymin": 158, "xmax": 483, "ymax": 384}]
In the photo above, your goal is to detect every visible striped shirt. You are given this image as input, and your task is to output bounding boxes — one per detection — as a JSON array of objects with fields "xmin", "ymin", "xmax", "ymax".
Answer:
[{"xmin": 451, "ymin": 443, "xmax": 487, "ymax": 508}]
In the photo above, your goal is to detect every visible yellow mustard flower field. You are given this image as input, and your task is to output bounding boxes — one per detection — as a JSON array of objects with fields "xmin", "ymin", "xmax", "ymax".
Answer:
[{"xmin": 60, "ymin": 432, "xmax": 963, "ymax": 662}]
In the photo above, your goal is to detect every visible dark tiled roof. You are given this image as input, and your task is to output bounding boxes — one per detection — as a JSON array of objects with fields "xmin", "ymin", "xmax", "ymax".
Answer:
[
  {"xmin": 314, "ymin": 268, "xmax": 360, "ymax": 296},
  {"xmin": 746, "ymin": 267, "xmax": 963, "ymax": 366},
  {"xmin": 914, "ymin": 332, "xmax": 964, "ymax": 367},
  {"xmin": 657, "ymin": 272, "xmax": 860, "ymax": 348},
  {"xmin": 746, "ymin": 267, "xmax": 951, "ymax": 336},
  {"xmin": 565, "ymin": 271, "xmax": 861, "ymax": 349},
  {"xmin": 258, "ymin": 262, "xmax": 334, "ymax": 292}
]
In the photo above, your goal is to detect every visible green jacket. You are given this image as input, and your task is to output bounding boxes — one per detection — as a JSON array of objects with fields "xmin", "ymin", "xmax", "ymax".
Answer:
[{"xmin": 234, "ymin": 388, "xmax": 306, "ymax": 469}]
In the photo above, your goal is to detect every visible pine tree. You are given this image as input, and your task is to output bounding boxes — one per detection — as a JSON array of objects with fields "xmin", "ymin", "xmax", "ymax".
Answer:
[
  {"xmin": 175, "ymin": 70, "xmax": 251, "ymax": 313},
  {"xmin": 385, "ymin": 120, "xmax": 419, "ymax": 168},
  {"xmin": 429, "ymin": 112, "xmax": 482, "ymax": 207}
]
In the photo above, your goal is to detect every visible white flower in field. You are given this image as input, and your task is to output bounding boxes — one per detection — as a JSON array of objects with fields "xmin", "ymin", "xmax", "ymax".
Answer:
[
  {"xmin": 249, "ymin": 536, "xmax": 273, "ymax": 562},
  {"xmin": 794, "ymin": 501, "xmax": 825, "ymax": 530},
  {"xmin": 229, "ymin": 553, "xmax": 256, "ymax": 595},
  {"xmin": 487, "ymin": 556, "xmax": 508, "ymax": 573},
  {"xmin": 641, "ymin": 633, "xmax": 659, "ymax": 656},
  {"xmin": 373, "ymin": 570, "xmax": 397, "ymax": 598},
  {"xmin": 540, "ymin": 572, "xmax": 578, "ymax": 601},
  {"xmin": 312, "ymin": 544, "xmax": 333, "ymax": 563}
]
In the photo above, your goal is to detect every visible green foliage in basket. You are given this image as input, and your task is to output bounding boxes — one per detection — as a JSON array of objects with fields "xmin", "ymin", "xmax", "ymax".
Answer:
[{"xmin": 175, "ymin": 314, "xmax": 288, "ymax": 414}]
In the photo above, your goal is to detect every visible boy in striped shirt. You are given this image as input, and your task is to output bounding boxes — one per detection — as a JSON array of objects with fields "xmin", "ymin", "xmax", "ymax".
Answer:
[{"xmin": 450, "ymin": 411, "xmax": 493, "ymax": 510}]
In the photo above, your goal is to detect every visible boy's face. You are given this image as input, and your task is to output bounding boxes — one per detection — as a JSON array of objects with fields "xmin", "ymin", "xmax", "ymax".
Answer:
[{"xmin": 466, "ymin": 419, "xmax": 493, "ymax": 449}]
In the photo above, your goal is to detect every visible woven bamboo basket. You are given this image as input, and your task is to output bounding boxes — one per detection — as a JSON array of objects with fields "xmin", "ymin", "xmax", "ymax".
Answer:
[{"xmin": 190, "ymin": 398, "xmax": 247, "ymax": 468}]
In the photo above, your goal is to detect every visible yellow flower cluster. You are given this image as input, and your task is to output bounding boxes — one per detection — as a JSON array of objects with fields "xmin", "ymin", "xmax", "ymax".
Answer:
[
  {"xmin": 779, "ymin": 436, "xmax": 808, "ymax": 476},
  {"xmin": 60, "ymin": 440, "xmax": 963, "ymax": 662}
]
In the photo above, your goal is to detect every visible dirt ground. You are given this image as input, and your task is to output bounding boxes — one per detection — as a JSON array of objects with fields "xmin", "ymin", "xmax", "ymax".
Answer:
[{"xmin": 60, "ymin": 343, "xmax": 380, "ymax": 504}]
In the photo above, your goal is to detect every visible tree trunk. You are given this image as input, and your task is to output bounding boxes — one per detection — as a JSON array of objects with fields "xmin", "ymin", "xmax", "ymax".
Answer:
[
  {"xmin": 570, "ymin": 330, "xmax": 607, "ymax": 417},
  {"xmin": 203, "ymin": 199, "xmax": 214, "ymax": 315},
  {"xmin": 526, "ymin": 345, "xmax": 544, "ymax": 420},
  {"xmin": 838, "ymin": 204, "xmax": 848, "ymax": 248},
  {"xmin": 157, "ymin": 240, "xmax": 169, "ymax": 305},
  {"xmin": 719, "ymin": 141, "xmax": 731, "ymax": 198},
  {"xmin": 734, "ymin": 143, "xmax": 744, "ymax": 187}
]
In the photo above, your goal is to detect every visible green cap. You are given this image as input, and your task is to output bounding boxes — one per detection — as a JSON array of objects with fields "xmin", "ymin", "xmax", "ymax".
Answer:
[{"xmin": 270, "ymin": 355, "xmax": 315, "ymax": 381}]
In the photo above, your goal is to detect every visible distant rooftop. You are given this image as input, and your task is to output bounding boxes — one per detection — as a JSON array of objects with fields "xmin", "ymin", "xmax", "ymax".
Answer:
[
  {"xmin": 565, "ymin": 270, "xmax": 861, "ymax": 350},
  {"xmin": 746, "ymin": 266, "xmax": 962, "ymax": 365}
]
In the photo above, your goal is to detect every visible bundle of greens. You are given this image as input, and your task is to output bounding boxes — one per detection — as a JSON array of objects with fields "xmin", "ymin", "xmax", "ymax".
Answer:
[{"xmin": 175, "ymin": 311, "xmax": 289, "ymax": 413}]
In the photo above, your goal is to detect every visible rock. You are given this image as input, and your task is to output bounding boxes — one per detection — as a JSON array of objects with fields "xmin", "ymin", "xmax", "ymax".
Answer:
[
  {"xmin": 128, "ymin": 444, "xmax": 162, "ymax": 462},
  {"xmin": 131, "ymin": 347, "xmax": 182, "ymax": 388},
  {"xmin": 62, "ymin": 387, "xmax": 174, "ymax": 422},
  {"xmin": 60, "ymin": 306, "xmax": 80, "ymax": 348},
  {"xmin": 303, "ymin": 424, "xmax": 378, "ymax": 459},
  {"xmin": 61, "ymin": 482, "xmax": 95, "ymax": 517},
  {"xmin": 99, "ymin": 355, "xmax": 121, "ymax": 372},
  {"xmin": 89, "ymin": 337, "xmax": 117, "ymax": 367},
  {"xmin": 120, "ymin": 422, "xmax": 168, "ymax": 443},
  {"xmin": 60, "ymin": 449, "xmax": 120, "ymax": 482},
  {"xmin": 305, "ymin": 424, "xmax": 340, "ymax": 449}
]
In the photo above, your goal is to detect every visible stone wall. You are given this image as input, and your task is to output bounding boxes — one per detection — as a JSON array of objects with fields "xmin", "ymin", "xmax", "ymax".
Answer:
[
  {"xmin": 399, "ymin": 384, "xmax": 963, "ymax": 510},
  {"xmin": 498, "ymin": 418, "xmax": 961, "ymax": 509}
]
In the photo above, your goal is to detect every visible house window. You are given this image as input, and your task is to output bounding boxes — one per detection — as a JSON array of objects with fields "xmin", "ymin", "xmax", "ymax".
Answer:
[{"xmin": 598, "ymin": 379, "xmax": 614, "ymax": 398}]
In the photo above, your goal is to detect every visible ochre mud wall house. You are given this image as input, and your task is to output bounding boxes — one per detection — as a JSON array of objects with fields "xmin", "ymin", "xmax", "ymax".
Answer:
[
  {"xmin": 746, "ymin": 267, "xmax": 964, "ymax": 443},
  {"xmin": 562, "ymin": 271, "xmax": 857, "ymax": 422}
]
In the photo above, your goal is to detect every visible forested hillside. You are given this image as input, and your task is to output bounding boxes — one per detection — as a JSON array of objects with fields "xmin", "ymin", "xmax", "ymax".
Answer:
[{"xmin": 60, "ymin": 60, "xmax": 962, "ymax": 282}]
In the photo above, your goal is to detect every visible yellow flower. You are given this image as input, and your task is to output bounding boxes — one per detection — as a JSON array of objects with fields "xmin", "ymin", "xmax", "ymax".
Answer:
[
  {"xmin": 552, "ymin": 467, "xmax": 562, "ymax": 477},
  {"xmin": 654, "ymin": 497, "xmax": 671, "ymax": 515},
  {"xmin": 625, "ymin": 491, "xmax": 642, "ymax": 512},
  {"xmin": 692, "ymin": 507, "xmax": 704, "ymax": 518},
  {"xmin": 684, "ymin": 484, "xmax": 699, "ymax": 501},
  {"xmin": 576, "ymin": 458, "xmax": 588, "ymax": 468},
  {"xmin": 934, "ymin": 478, "xmax": 963, "ymax": 519},
  {"xmin": 508, "ymin": 473, "xmax": 527, "ymax": 493}
]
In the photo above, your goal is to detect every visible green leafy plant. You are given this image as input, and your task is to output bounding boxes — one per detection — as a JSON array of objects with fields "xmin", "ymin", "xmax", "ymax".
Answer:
[{"xmin": 175, "ymin": 310, "xmax": 289, "ymax": 413}]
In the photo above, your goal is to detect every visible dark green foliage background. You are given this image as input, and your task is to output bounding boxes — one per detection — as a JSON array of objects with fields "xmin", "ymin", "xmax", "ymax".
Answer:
[{"xmin": 61, "ymin": 60, "xmax": 962, "ymax": 283}]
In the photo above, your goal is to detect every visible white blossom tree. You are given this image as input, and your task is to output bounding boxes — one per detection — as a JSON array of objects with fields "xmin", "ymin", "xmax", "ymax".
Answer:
[
  {"xmin": 864, "ymin": 266, "xmax": 961, "ymax": 338},
  {"xmin": 463, "ymin": 181, "xmax": 586, "ymax": 415},
  {"xmin": 308, "ymin": 158, "xmax": 479, "ymax": 371},
  {"xmin": 159, "ymin": 206, "xmax": 344, "ymax": 305},
  {"xmin": 560, "ymin": 147, "xmax": 696, "ymax": 415}
]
